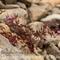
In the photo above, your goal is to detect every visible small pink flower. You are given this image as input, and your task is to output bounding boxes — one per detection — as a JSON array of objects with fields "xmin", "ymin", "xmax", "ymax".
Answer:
[
  {"xmin": 57, "ymin": 30, "xmax": 60, "ymax": 34},
  {"xmin": 7, "ymin": 16, "xmax": 12, "ymax": 20},
  {"xmin": 56, "ymin": 23, "xmax": 59, "ymax": 26}
]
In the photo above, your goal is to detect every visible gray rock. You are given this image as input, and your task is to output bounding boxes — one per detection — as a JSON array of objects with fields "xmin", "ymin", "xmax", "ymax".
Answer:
[
  {"xmin": 40, "ymin": 4, "xmax": 51, "ymax": 10},
  {"xmin": 18, "ymin": 0, "xmax": 40, "ymax": 7},
  {"xmin": 44, "ymin": 54, "xmax": 56, "ymax": 60},
  {"xmin": 51, "ymin": 8, "xmax": 60, "ymax": 14},
  {"xmin": 41, "ymin": 14, "xmax": 60, "ymax": 22},
  {"xmin": 28, "ymin": 4, "xmax": 49, "ymax": 22},
  {"xmin": 50, "ymin": 35, "xmax": 60, "ymax": 45},
  {"xmin": 0, "ymin": 8, "xmax": 28, "ymax": 25},
  {"xmin": 41, "ymin": 14, "xmax": 60, "ymax": 27},
  {"xmin": 0, "ymin": 1, "xmax": 19, "ymax": 9},
  {"xmin": 51, "ymin": 39, "xmax": 60, "ymax": 46},
  {"xmin": 18, "ymin": 0, "xmax": 31, "ymax": 7},
  {"xmin": 46, "ymin": 43, "xmax": 60, "ymax": 56},
  {"xmin": 0, "ymin": 34, "xmax": 30, "ymax": 60},
  {"xmin": 5, "ymin": 0, "xmax": 17, "ymax": 4},
  {"xmin": 28, "ymin": 22, "xmax": 44, "ymax": 32},
  {"xmin": 17, "ymin": 2, "xmax": 27, "ymax": 9}
]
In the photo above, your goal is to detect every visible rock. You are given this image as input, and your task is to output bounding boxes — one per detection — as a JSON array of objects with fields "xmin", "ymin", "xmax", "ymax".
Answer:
[
  {"xmin": 18, "ymin": 41, "xmax": 44, "ymax": 60},
  {"xmin": 44, "ymin": 54, "xmax": 56, "ymax": 60},
  {"xmin": 0, "ymin": 34, "xmax": 44, "ymax": 60},
  {"xmin": 28, "ymin": 21, "xmax": 50, "ymax": 34},
  {"xmin": 26, "ymin": 0, "xmax": 40, "ymax": 4},
  {"xmin": 46, "ymin": 43, "xmax": 60, "ymax": 56},
  {"xmin": 41, "ymin": 14, "xmax": 60, "ymax": 22},
  {"xmin": 38, "ymin": 34, "xmax": 58, "ymax": 49},
  {"xmin": 0, "ymin": 1, "xmax": 5, "ymax": 9},
  {"xmin": 18, "ymin": 0, "xmax": 40, "ymax": 7},
  {"xmin": 28, "ymin": 22, "xmax": 51, "ymax": 47},
  {"xmin": 40, "ymin": 4, "xmax": 52, "ymax": 16},
  {"xmin": 0, "ymin": 34, "xmax": 30, "ymax": 60},
  {"xmin": 30, "ymin": 55, "xmax": 44, "ymax": 60},
  {"xmin": 44, "ymin": 35, "xmax": 57, "ymax": 44},
  {"xmin": 29, "ymin": 22, "xmax": 44, "ymax": 32},
  {"xmin": 0, "ymin": 23, "xmax": 10, "ymax": 32},
  {"xmin": 58, "ymin": 42, "xmax": 60, "ymax": 49},
  {"xmin": 33, "ymin": 47, "xmax": 42, "ymax": 56},
  {"xmin": 28, "ymin": 22, "xmax": 44, "ymax": 47},
  {"xmin": 0, "ymin": 24, "xmax": 44, "ymax": 60},
  {"xmin": 0, "ymin": 8, "xmax": 28, "ymax": 25},
  {"xmin": 5, "ymin": 4, "xmax": 20, "ymax": 9},
  {"xmin": 28, "ymin": 22, "xmax": 51, "ymax": 43},
  {"xmin": 51, "ymin": 8, "xmax": 60, "ymax": 14},
  {"xmin": 17, "ymin": 2, "xmax": 27, "ymax": 9},
  {"xmin": 28, "ymin": 4, "xmax": 48, "ymax": 22},
  {"xmin": 39, "ymin": 4, "xmax": 51, "ymax": 10},
  {"xmin": 51, "ymin": 39, "xmax": 60, "ymax": 46},
  {"xmin": 0, "ymin": 1, "xmax": 20, "ymax": 9},
  {"xmin": 5, "ymin": 0, "xmax": 17, "ymax": 4},
  {"xmin": 18, "ymin": 0, "xmax": 31, "ymax": 7},
  {"xmin": 41, "ymin": 14, "xmax": 60, "ymax": 27},
  {"xmin": 39, "ymin": 0, "xmax": 60, "ymax": 7},
  {"xmin": 50, "ymin": 35, "xmax": 60, "ymax": 45}
]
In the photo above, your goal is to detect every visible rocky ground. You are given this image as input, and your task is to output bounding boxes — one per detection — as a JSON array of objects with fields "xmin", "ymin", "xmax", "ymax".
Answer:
[{"xmin": 0, "ymin": 0, "xmax": 60, "ymax": 60}]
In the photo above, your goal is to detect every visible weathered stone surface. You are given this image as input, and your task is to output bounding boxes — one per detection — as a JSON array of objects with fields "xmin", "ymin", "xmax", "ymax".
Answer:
[
  {"xmin": 0, "ymin": 23, "xmax": 44, "ymax": 60},
  {"xmin": 0, "ymin": 34, "xmax": 29, "ymax": 60},
  {"xmin": 41, "ymin": 14, "xmax": 60, "ymax": 22},
  {"xmin": 41, "ymin": 14, "xmax": 60, "ymax": 27},
  {"xmin": 18, "ymin": 0, "xmax": 40, "ymax": 6},
  {"xmin": 5, "ymin": 4, "xmax": 20, "ymax": 9},
  {"xmin": 44, "ymin": 54, "xmax": 56, "ymax": 60},
  {"xmin": 28, "ymin": 4, "xmax": 49, "ymax": 22},
  {"xmin": 26, "ymin": 0, "xmax": 40, "ymax": 4},
  {"xmin": 50, "ymin": 35, "xmax": 60, "ymax": 45},
  {"xmin": 39, "ymin": 4, "xmax": 51, "ymax": 10},
  {"xmin": 17, "ymin": 2, "xmax": 27, "ymax": 9},
  {"xmin": 39, "ymin": 0, "xmax": 60, "ymax": 7},
  {"xmin": 0, "ymin": 34, "xmax": 44, "ymax": 60},
  {"xmin": 28, "ymin": 22, "xmax": 51, "ymax": 47},
  {"xmin": 51, "ymin": 8, "xmax": 60, "ymax": 14},
  {"xmin": 46, "ymin": 43, "xmax": 60, "ymax": 56},
  {"xmin": 29, "ymin": 22, "xmax": 44, "ymax": 32},
  {"xmin": 0, "ymin": 1, "xmax": 19, "ymax": 9},
  {"xmin": 0, "ymin": 8, "xmax": 28, "ymax": 25},
  {"xmin": 18, "ymin": 0, "xmax": 31, "ymax": 7},
  {"xmin": 5, "ymin": 0, "xmax": 17, "ymax": 4}
]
